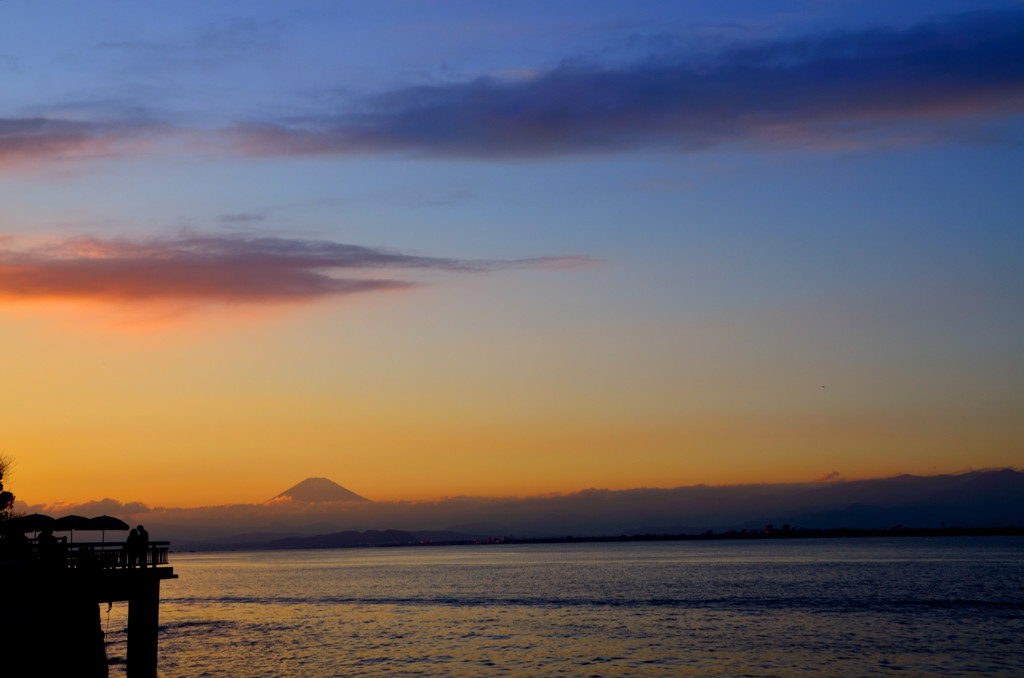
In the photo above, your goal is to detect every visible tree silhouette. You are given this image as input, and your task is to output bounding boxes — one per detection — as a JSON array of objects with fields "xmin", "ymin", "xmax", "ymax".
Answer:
[{"xmin": 0, "ymin": 454, "xmax": 14, "ymax": 521}]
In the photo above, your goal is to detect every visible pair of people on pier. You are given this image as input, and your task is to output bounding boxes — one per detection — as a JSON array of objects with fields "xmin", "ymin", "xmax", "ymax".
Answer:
[
  {"xmin": 122, "ymin": 524, "xmax": 150, "ymax": 567},
  {"xmin": 35, "ymin": 526, "xmax": 67, "ymax": 567}
]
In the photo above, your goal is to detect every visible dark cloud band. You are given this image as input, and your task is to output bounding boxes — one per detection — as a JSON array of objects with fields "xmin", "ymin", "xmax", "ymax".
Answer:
[
  {"xmin": 230, "ymin": 9, "xmax": 1024, "ymax": 157},
  {"xmin": 6, "ymin": 9, "xmax": 1022, "ymax": 164}
]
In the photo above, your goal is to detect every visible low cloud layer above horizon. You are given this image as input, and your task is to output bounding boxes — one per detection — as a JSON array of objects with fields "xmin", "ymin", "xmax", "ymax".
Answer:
[
  {"xmin": 3, "ymin": 8, "xmax": 1023, "ymax": 166},
  {"xmin": 0, "ymin": 234, "xmax": 590, "ymax": 306},
  {"xmin": 16, "ymin": 469, "xmax": 1023, "ymax": 542}
]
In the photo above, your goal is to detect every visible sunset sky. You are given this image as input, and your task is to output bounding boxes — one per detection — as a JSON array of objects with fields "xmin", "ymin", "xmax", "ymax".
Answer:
[{"xmin": 3, "ymin": 1, "xmax": 1022, "ymax": 509}]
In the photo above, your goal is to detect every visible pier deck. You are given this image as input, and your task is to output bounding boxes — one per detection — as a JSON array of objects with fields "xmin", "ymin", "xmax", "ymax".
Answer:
[{"xmin": 3, "ymin": 540, "xmax": 176, "ymax": 678}]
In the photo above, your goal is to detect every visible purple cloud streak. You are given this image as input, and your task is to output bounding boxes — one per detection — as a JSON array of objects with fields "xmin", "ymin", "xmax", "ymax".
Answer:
[
  {"xmin": 0, "ymin": 118, "xmax": 161, "ymax": 166},
  {"xmin": 0, "ymin": 235, "xmax": 589, "ymax": 304}
]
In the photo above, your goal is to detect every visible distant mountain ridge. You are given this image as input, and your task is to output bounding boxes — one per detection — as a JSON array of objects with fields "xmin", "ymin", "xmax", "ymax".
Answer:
[
  {"xmin": 48, "ymin": 468, "xmax": 1022, "ymax": 549},
  {"xmin": 268, "ymin": 477, "xmax": 370, "ymax": 504},
  {"xmin": 264, "ymin": 529, "xmax": 480, "ymax": 550}
]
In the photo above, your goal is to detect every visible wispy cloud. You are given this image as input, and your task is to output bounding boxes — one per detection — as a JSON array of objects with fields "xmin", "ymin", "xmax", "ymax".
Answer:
[
  {"xmin": 229, "ymin": 9, "xmax": 1024, "ymax": 158},
  {"xmin": 0, "ymin": 234, "xmax": 589, "ymax": 306},
  {"xmin": 95, "ymin": 16, "xmax": 281, "ymax": 76},
  {"xmin": 0, "ymin": 117, "xmax": 156, "ymax": 167},
  {"xmin": 217, "ymin": 213, "xmax": 268, "ymax": 226}
]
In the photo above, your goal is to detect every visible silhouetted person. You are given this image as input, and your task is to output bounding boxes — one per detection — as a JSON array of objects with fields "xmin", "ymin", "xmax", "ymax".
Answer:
[
  {"xmin": 123, "ymin": 528, "xmax": 139, "ymax": 568},
  {"xmin": 36, "ymin": 527, "xmax": 65, "ymax": 568},
  {"xmin": 137, "ymin": 524, "xmax": 150, "ymax": 567}
]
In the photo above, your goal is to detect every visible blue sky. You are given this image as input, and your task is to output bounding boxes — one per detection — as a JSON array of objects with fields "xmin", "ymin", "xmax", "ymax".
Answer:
[{"xmin": 2, "ymin": 1, "xmax": 1022, "ymax": 506}]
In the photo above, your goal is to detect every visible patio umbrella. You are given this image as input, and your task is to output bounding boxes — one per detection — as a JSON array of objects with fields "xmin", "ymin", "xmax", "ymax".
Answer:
[
  {"xmin": 10, "ymin": 513, "xmax": 55, "ymax": 537},
  {"xmin": 86, "ymin": 515, "xmax": 130, "ymax": 542},
  {"xmin": 53, "ymin": 514, "xmax": 91, "ymax": 543}
]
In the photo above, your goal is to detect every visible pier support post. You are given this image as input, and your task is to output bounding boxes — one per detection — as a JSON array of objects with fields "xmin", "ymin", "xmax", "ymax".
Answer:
[{"xmin": 127, "ymin": 575, "xmax": 161, "ymax": 678}]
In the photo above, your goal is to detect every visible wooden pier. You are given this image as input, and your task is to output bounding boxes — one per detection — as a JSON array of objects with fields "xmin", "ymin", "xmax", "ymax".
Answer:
[{"xmin": 2, "ymin": 541, "xmax": 176, "ymax": 677}]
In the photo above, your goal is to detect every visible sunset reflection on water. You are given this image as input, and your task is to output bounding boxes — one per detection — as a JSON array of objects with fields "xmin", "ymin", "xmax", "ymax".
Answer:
[{"xmin": 105, "ymin": 539, "xmax": 1024, "ymax": 677}]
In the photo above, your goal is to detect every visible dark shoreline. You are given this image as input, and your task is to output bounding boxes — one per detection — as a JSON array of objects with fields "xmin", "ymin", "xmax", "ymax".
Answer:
[
  {"xmin": 467, "ymin": 525, "xmax": 1024, "ymax": 547},
  {"xmin": 181, "ymin": 525, "xmax": 1024, "ymax": 553}
]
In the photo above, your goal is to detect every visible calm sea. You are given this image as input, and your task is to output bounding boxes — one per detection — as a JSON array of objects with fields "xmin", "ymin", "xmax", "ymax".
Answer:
[{"xmin": 104, "ymin": 537, "xmax": 1024, "ymax": 677}]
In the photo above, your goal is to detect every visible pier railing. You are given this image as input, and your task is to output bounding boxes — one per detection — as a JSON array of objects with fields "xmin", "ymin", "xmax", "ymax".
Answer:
[{"xmin": 26, "ymin": 540, "xmax": 171, "ymax": 570}]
